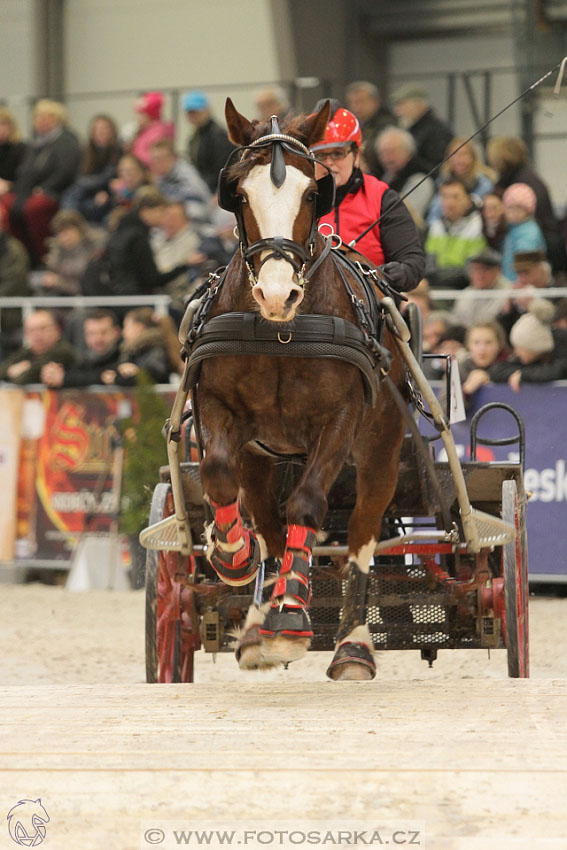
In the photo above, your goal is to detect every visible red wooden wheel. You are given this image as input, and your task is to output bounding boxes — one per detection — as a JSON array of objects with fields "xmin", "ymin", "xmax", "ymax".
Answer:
[
  {"xmin": 501, "ymin": 479, "xmax": 529, "ymax": 678},
  {"xmin": 145, "ymin": 483, "xmax": 200, "ymax": 683}
]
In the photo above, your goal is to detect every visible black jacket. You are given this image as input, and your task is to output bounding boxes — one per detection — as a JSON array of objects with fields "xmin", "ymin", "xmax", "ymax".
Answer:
[
  {"xmin": 14, "ymin": 127, "xmax": 81, "ymax": 201},
  {"xmin": 60, "ymin": 341, "xmax": 122, "ymax": 387},
  {"xmin": 187, "ymin": 119, "xmax": 235, "ymax": 194},
  {"xmin": 82, "ymin": 211, "xmax": 187, "ymax": 297},
  {"xmin": 0, "ymin": 140, "xmax": 27, "ymax": 183},
  {"xmin": 409, "ymin": 108, "xmax": 453, "ymax": 173},
  {"xmin": 114, "ymin": 328, "xmax": 170, "ymax": 385}
]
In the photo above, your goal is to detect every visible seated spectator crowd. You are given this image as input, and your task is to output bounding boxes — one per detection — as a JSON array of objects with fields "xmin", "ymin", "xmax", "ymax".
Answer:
[{"xmin": 1, "ymin": 82, "xmax": 567, "ymax": 394}]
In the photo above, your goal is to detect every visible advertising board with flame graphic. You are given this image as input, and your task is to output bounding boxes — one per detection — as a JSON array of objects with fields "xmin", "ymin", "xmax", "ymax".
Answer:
[{"xmin": 18, "ymin": 390, "xmax": 131, "ymax": 561}]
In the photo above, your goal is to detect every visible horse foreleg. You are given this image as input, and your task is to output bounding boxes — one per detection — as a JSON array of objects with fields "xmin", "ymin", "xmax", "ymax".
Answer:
[
  {"xmin": 200, "ymin": 430, "xmax": 262, "ymax": 588},
  {"xmin": 233, "ymin": 449, "xmax": 286, "ymax": 669},
  {"xmin": 329, "ymin": 410, "xmax": 405, "ymax": 681},
  {"xmin": 259, "ymin": 422, "xmax": 354, "ymax": 667}
]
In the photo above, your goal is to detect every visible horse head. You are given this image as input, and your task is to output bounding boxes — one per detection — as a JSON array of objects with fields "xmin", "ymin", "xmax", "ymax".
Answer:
[{"xmin": 222, "ymin": 98, "xmax": 331, "ymax": 322}]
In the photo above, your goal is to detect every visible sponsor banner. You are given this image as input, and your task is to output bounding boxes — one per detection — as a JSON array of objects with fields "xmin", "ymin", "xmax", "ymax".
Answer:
[
  {"xmin": 0, "ymin": 388, "xmax": 24, "ymax": 561},
  {"xmin": 431, "ymin": 383, "xmax": 566, "ymax": 578},
  {"xmin": 16, "ymin": 390, "xmax": 133, "ymax": 562}
]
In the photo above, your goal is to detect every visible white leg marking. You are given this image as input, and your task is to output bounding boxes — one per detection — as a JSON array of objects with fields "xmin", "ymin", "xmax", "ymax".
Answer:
[{"xmin": 349, "ymin": 538, "xmax": 377, "ymax": 574}]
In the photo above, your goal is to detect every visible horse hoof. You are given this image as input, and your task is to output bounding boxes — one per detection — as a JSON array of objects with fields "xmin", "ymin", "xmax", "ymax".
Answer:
[
  {"xmin": 329, "ymin": 661, "xmax": 374, "ymax": 681},
  {"xmin": 259, "ymin": 635, "xmax": 311, "ymax": 667},
  {"xmin": 326, "ymin": 639, "xmax": 376, "ymax": 681}
]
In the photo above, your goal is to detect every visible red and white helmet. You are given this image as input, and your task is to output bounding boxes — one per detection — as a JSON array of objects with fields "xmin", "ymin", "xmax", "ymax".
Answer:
[{"xmin": 310, "ymin": 107, "xmax": 362, "ymax": 152}]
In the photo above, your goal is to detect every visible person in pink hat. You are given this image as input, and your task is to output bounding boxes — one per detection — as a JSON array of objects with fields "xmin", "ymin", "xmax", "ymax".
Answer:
[
  {"xmin": 131, "ymin": 91, "xmax": 175, "ymax": 167},
  {"xmin": 500, "ymin": 181, "xmax": 546, "ymax": 281}
]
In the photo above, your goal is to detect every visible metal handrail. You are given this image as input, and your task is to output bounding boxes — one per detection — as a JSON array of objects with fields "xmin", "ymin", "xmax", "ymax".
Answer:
[{"xmin": 0, "ymin": 294, "xmax": 172, "ymax": 321}]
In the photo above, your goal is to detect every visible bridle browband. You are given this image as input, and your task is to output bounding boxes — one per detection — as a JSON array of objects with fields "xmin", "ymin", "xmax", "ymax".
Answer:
[{"xmin": 217, "ymin": 115, "xmax": 336, "ymax": 290}]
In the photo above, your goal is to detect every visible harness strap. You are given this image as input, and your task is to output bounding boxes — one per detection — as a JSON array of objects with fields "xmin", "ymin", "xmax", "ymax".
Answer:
[{"xmin": 183, "ymin": 312, "xmax": 391, "ymax": 406}]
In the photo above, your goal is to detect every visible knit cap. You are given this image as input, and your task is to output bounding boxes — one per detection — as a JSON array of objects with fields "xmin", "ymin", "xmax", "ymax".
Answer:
[
  {"xmin": 510, "ymin": 299, "xmax": 555, "ymax": 353},
  {"xmin": 502, "ymin": 182, "xmax": 537, "ymax": 215},
  {"xmin": 134, "ymin": 91, "xmax": 163, "ymax": 120}
]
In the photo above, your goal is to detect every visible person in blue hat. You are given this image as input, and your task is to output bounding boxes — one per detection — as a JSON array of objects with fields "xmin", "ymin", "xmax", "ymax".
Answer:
[{"xmin": 183, "ymin": 90, "xmax": 235, "ymax": 194}]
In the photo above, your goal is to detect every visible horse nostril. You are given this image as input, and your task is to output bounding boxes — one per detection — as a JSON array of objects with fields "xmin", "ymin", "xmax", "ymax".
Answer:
[
  {"xmin": 252, "ymin": 285, "xmax": 266, "ymax": 304},
  {"xmin": 285, "ymin": 289, "xmax": 302, "ymax": 308}
]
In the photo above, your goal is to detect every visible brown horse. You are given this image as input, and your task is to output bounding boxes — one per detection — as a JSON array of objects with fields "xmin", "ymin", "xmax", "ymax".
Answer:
[{"xmin": 191, "ymin": 99, "xmax": 407, "ymax": 680}]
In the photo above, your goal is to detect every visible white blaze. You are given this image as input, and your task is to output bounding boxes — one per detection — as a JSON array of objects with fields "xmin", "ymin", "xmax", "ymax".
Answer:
[{"xmin": 242, "ymin": 163, "xmax": 310, "ymax": 319}]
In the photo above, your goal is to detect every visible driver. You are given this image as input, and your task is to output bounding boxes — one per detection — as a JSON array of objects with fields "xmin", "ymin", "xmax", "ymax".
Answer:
[{"xmin": 311, "ymin": 103, "xmax": 425, "ymax": 292}]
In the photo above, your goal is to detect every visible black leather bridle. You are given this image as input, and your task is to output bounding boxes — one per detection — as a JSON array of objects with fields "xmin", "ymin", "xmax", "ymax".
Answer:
[{"xmin": 217, "ymin": 116, "xmax": 336, "ymax": 290}]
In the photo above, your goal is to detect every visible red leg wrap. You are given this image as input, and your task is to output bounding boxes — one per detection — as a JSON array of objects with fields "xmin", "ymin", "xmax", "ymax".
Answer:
[
  {"xmin": 208, "ymin": 498, "xmax": 260, "ymax": 586},
  {"xmin": 259, "ymin": 525, "xmax": 317, "ymax": 639}
]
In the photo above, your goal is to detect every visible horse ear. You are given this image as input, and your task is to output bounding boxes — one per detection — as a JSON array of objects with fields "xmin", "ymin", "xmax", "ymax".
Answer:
[
  {"xmin": 299, "ymin": 100, "xmax": 331, "ymax": 148},
  {"xmin": 225, "ymin": 98, "xmax": 254, "ymax": 146}
]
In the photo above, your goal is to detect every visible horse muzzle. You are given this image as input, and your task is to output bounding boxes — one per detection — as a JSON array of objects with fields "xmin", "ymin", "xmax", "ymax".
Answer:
[{"xmin": 252, "ymin": 279, "xmax": 304, "ymax": 322}]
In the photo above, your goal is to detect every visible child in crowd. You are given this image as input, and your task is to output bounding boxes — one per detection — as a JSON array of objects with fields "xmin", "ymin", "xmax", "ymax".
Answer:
[
  {"xmin": 500, "ymin": 183, "xmax": 546, "ymax": 282},
  {"xmin": 481, "ymin": 192, "xmax": 507, "ymax": 253},
  {"xmin": 458, "ymin": 321, "xmax": 507, "ymax": 402},
  {"xmin": 34, "ymin": 210, "xmax": 107, "ymax": 295},
  {"xmin": 489, "ymin": 300, "xmax": 567, "ymax": 390}
]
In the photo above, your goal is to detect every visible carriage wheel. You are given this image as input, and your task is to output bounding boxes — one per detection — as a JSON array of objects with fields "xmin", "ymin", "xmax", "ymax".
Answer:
[
  {"xmin": 145, "ymin": 483, "xmax": 199, "ymax": 683},
  {"xmin": 501, "ymin": 479, "xmax": 529, "ymax": 678}
]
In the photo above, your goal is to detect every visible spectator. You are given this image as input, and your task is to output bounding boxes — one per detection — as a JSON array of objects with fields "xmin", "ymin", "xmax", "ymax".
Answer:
[
  {"xmin": 60, "ymin": 114, "xmax": 122, "ymax": 223},
  {"xmin": 451, "ymin": 248, "xmax": 511, "ymax": 327},
  {"xmin": 391, "ymin": 83, "xmax": 453, "ymax": 172},
  {"xmin": 81, "ymin": 187, "xmax": 188, "ymax": 300},
  {"xmin": 101, "ymin": 307, "xmax": 182, "ymax": 386},
  {"xmin": 0, "ymin": 107, "xmax": 27, "ymax": 190},
  {"xmin": 182, "ymin": 90, "xmax": 235, "ymax": 194},
  {"xmin": 486, "ymin": 136, "xmax": 565, "ymax": 272},
  {"xmin": 500, "ymin": 182, "xmax": 546, "ymax": 282},
  {"xmin": 481, "ymin": 191, "xmax": 507, "ymax": 252},
  {"xmin": 148, "ymin": 138, "xmax": 211, "ymax": 228},
  {"xmin": 425, "ymin": 177, "xmax": 487, "ymax": 289},
  {"xmin": 421, "ymin": 310, "xmax": 461, "ymax": 379},
  {"xmin": 33, "ymin": 210, "xmax": 107, "ymax": 295},
  {"xmin": 422, "ymin": 310, "xmax": 455, "ymax": 353},
  {"xmin": 130, "ymin": 91, "xmax": 175, "ymax": 168},
  {"xmin": 554, "ymin": 298, "xmax": 567, "ymax": 331},
  {"xmin": 427, "ymin": 137, "xmax": 495, "ymax": 225},
  {"xmin": 375, "ymin": 126, "xmax": 434, "ymax": 221},
  {"xmin": 345, "ymin": 80, "xmax": 396, "ymax": 178},
  {"xmin": 497, "ymin": 249, "xmax": 556, "ymax": 339},
  {"xmin": 151, "ymin": 201, "xmax": 200, "ymax": 309},
  {"xmin": 102, "ymin": 153, "xmax": 150, "ymax": 218},
  {"xmin": 0, "ymin": 100, "xmax": 80, "ymax": 267},
  {"xmin": 254, "ymin": 85, "xmax": 290, "ymax": 122},
  {"xmin": 0, "ymin": 204, "xmax": 30, "ymax": 351},
  {"xmin": 0, "ymin": 308, "xmax": 76, "ymax": 384},
  {"xmin": 404, "ymin": 278, "xmax": 433, "ymax": 321},
  {"xmin": 459, "ymin": 320, "xmax": 508, "ymax": 401},
  {"xmin": 40, "ymin": 308, "xmax": 122, "ymax": 388},
  {"xmin": 490, "ymin": 299, "xmax": 567, "ymax": 389}
]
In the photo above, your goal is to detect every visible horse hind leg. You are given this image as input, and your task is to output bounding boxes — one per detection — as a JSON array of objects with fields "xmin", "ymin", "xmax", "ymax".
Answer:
[{"xmin": 327, "ymin": 566, "xmax": 376, "ymax": 681}]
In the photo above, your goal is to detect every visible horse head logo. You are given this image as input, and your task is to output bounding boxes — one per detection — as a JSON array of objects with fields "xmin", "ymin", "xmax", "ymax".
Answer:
[{"xmin": 7, "ymin": 799, "xmax": 50, "ymax": 846}]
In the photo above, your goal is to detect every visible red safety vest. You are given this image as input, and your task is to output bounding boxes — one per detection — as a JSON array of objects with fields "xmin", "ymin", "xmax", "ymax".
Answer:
[{"xmin": 318, "ymin": 173, "xmax": 388, "ymax": 266}]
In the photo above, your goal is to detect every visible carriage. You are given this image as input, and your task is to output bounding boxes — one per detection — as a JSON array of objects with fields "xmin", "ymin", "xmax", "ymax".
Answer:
[{"xmin": 139, "ymin": 100, "xmax": 529, "ymax": 684}]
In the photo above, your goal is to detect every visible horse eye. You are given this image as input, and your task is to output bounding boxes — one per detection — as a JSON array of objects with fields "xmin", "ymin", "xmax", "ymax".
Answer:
[{"xmin": 306, "ymin": 192, "xmax": 315, "ymax": 202}]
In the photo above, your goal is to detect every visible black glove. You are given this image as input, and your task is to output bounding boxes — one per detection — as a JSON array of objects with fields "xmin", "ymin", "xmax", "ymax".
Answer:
[{"xmin": 378, "ymin": 261, "xmax": 409, "ymax": 291}]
